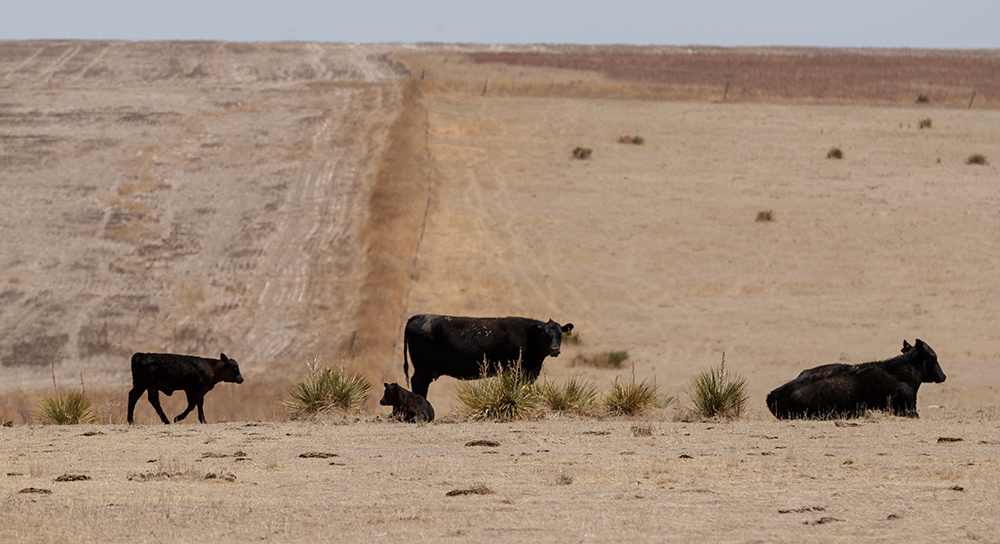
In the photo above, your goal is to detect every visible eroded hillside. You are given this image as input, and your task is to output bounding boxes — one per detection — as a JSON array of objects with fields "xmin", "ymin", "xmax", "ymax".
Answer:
[{"xmin": 0, "ymin": 42, "xmax": 424, "ymax": 403}]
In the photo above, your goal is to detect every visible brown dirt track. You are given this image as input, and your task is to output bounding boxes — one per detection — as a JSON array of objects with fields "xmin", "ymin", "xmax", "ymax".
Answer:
[{"xmin": 2, "ymin": 42, "xmax": 1000, "ymax": 542}]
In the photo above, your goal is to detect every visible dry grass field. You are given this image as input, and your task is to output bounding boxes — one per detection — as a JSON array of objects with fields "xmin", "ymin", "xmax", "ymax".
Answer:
[{"xmin": 2, "ymin": 42, "xmax": 1000, "ymax": 542}]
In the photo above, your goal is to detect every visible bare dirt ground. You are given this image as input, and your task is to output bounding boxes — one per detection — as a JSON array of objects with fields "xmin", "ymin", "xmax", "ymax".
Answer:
[{"xmin": 2, "ymin": 42, "xmax": 1000, "ymax": 542}]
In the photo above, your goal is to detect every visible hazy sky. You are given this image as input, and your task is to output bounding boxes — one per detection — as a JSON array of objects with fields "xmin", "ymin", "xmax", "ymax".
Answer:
[{"xmin": 4, "ymin": 1, "xmax": 999, "ymax": 49}]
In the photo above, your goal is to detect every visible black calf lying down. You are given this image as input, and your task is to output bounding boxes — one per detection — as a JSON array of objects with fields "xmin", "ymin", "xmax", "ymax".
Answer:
[
  {"xmin": 767, "ymin": 339, "xmax": 946, "ymax": 419},
  {"xmin": 380, "ymin": 383, "xmax": 435, "ymax": 423}
]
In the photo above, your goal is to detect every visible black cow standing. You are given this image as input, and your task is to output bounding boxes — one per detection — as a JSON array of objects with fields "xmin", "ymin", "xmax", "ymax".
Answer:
[
  {"xmin": 127, "ymin": 352, "xmax": 244, "ymax": 424},
  {"xmin": 404, "ymin": 314, "xmax": 574, "ymax": 398},
  {"xmin": 380, "ymin": 382, "xmax": 435, "ymax": 422},
  {"xmin": 766, "ymin": 339, "xmax": 946, "ymax": 419}
]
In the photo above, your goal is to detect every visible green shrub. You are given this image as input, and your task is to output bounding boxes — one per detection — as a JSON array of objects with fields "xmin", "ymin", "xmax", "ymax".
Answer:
[
  {"xmin": 916, "ymin": 94, "xmax": 931, "ymax": 103},
  {"xmin": 827, "ymin": 147, "xmax": 843, "ymax": 159},
  {"xmin": 284, "ymin": 365, "xmax": 371, "ymax": 417},
  {"xmin": 619, "ymin": 135, "xmax": 645, "ymax": 145},
  {"xmin": 918, "ymin": 118, "xmax": 932, "ymax": 129},
  {"xmin": 34, "ymin": 391, "xmax": 98, "ymax": 425},
  {"xmin": 684, "ymin": 357, "xmax": 749, "ymax": 419},
  {"xmin": 572, "ymin": 147, "xmax": 593, "ymax": 159},
  {"xmin": 756, "ymin": 210, "xmax": 774, "ymax": 222},
  {"xmin": 602, "ymin": 377, "xmax": 670, "ymax": 416},
  {"xmin": 537, "ymin": 377, "xmax": 598, "ymax": 412},
  {"xmin": 967, "ymin": 153, "xmax": 989, "ymax": 165},
  {"xmin": 455, "ymin": 361, "xmax": 538, "ymax": 421}
]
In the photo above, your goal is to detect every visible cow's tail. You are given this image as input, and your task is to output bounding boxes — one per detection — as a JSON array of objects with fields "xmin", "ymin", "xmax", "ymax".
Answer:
[{"xmin": 403, "ymin": 333, "xmax": 411, "ymax": 389}]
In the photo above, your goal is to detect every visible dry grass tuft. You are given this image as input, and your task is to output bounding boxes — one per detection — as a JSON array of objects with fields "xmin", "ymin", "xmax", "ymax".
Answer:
[
  {"xmin": 602, "ymin": 377, "xmax": 669, "ymax": 416},
  {"xmin": 537, "ymin": 377, "xmax": 598, "ymax": 412}
]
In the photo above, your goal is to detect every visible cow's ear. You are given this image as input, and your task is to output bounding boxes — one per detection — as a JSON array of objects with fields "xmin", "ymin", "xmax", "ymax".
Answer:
[
  {"xmin": 562, "ymin": 323, "xmax": 574, "ymax": 333},
  {"xmin": 220, "ymin": 353, "xmax": 228, "ymax": 361},
  {"xmin": 901, "ymin": 340, "xmax": 912, "ymax": 353},
  {"xmin": 384, "ymin": 383, "xmax": 389, "ymax": 388},
  {"xmin": 915, "ymin": 339, "xmax": 926, "ymax": 350}
]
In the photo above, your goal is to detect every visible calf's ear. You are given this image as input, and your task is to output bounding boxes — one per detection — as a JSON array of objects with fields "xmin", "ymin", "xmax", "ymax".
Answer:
[
  {"xmin": 562, "ymin": 323, "xmax": 574, "ymax": 333},
  {"xmin": 220, "ymin": 353, "xmax": 229, "ymax": 361},
  {"xmin": 901, "ymin": 340, "xmax": 912, "ymax": 353}
]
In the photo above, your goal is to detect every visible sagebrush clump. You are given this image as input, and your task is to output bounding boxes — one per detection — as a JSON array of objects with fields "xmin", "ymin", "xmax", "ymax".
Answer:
[{"xmin": 966, "ymin": 153, "xmax": 989, "ymax": 165}]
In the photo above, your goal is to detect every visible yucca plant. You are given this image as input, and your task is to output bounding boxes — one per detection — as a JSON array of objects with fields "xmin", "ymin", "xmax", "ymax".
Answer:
[
  {"xmin": 284, "ymin": 363, "xmax": 370, "ymax": 418},
  {"xmin": 537, "ymin": 377, "xmax": 598, "ymax": 412},
  {"xmin": 35, "ymin": 391, "xmax": 98, "ymax": 425},
  {"xmin": 602, "ymin": 377, "xmax": 668, "ymax": 416},
  {"xmin": 455, "ymin": 360, "xmax": 538, "ymax": 421},
  {"xmin": 685, "ymin": 355, "xmax": 749, "ymax": 419}
]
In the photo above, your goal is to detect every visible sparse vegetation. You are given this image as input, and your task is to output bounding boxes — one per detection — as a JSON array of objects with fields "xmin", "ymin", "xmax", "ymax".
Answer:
[
  {"xmin": 34, "ymin": 390, "xmax": 98, "ymax": 425},
  {"xmin": 602, "ymin": 377, "xmax": 670, "ymax": 416},
  {"xmin": 684, "ymin": 355, "xmax": 749, "ymax": 419},
  {"xmin": 916, "ymin": 94, "xmax": 931, "ymax": 103},
  {"xmin": 919, "ymin": 118, "xmax": 932, "ymax": 129},
  {"xmin": 632, "ymin": 425, "xmax": 653, "ymax": 437},
  {"xmin": 619, "ymin": 135, "xmax": 645, "ymax": 145},
  {"xmin": 284, "ymin": 362, "xmax": 371, "ymax": 418},
  {"xmin": 827, "ymin": 147, "xmax": 843, "ymax": 159},
  {"xmin": 966, "ymin": 153, "xmax": 989, "ymax": 165},
  {"xmin": 572, "ymin": 147, "xmax": 593, "ymax": 159},
  {"xmin": 756, "ymin": 210, "xmax": 774, "ymax": 222},
  {"xmin": 455, "ymin": 361, "xmax": 538, "ymax": 421},
  {"xmin": 537, "ymin": 377, "xmax": 598, "ymax": 412},
  {"xmin": 572, "ymin": 350, "xmax": 630, "ymax": 369}
]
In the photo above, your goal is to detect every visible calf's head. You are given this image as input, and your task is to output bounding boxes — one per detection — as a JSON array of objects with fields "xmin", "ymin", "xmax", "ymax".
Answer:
[
  {"xmin": 904, "ymin": 339, "xmax": 946, "ymax": 383},
  {"xmin": 218, "ymin": 353, "xmax": 244, "ymax": 384},
  {"xmin": 536, "ymin": 320, "xmax": 574, "ymax": 357},
  {"xmin": 380, "ymin": 383, "xmax": 403, "ymax": 406}
]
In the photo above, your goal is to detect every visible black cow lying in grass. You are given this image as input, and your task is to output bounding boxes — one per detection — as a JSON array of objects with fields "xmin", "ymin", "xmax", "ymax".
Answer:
[
  {"xmin": 127, "ymin": 352, "xmax": 244, "ymax": 424},
  {"xmin": 380, "ymin": 382, "xmax": 435, "ymax": 423},
  {"xmin": 403, "ymin": 314, "xmax": 574, "ymax": 398},
  {"xmin": 766, "ymin": 339, "xmax": 945, "ymax": 419}
]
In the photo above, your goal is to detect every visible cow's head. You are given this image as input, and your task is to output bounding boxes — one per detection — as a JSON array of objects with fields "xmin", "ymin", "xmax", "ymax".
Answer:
[
  {"xmin": 909, "ymin": 339, "xmax": 946, "ymax": 383},
  {"xmin": 219, "ymin": 353, "xmax": 245, "ymax": 384},
  {"xmin": 537, "ymin": 320, "xmax": 574, "ymax": 357},
  {"xmin": 380, "ymin": 383, "xmax": 402, "ymax": 406}
]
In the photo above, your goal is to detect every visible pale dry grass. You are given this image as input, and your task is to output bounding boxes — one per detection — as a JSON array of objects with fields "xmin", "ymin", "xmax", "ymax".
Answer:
[{"xmin": 1, "ymin": 413, "xmax": 998, "ymax": 543}]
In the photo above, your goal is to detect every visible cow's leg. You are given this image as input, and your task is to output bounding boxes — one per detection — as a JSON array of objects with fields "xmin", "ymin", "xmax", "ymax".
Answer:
[
  {"xmin": 127, "ymin": 386, "xmax": 145, "ymax": 424},
  {"xmin": 174, "ymin": 391, "xmax": 198, "ymax": 423},
  {"xmin": 146, "ymin": 390, "xmax": 171, "ymax": 424},
  {"xmin": 410, "ymin": 371, "xmax": 432, "ymax": 399},
  {"xmin": 196, "ymin": 396, "xmax": 207, "ymax": 424}
]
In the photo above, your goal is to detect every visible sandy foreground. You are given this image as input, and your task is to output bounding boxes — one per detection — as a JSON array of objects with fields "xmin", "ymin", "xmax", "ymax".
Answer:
[
  {"xmin": 2, "ymin": 42, "xmax": 1000, "ymax": 542},
  {"xmin": 2, "ymin": 413, "xmax": 1000, "ymax": 543}
]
